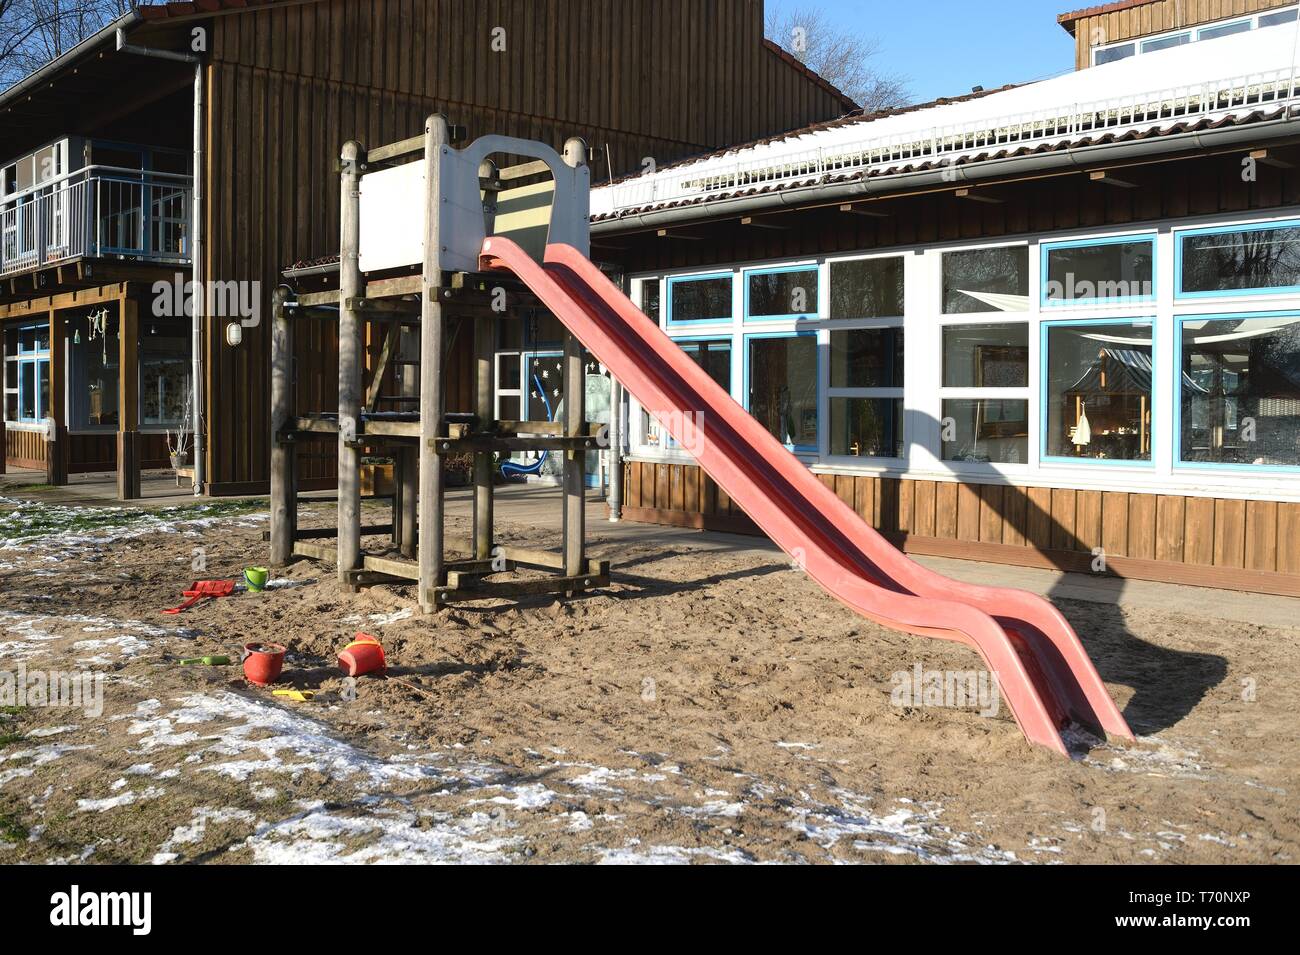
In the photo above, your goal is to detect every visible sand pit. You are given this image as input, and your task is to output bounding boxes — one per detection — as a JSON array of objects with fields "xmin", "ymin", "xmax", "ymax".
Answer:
[{"xmin": 0, "ymin": 494, "xmax": 1295, "ymax": 863}]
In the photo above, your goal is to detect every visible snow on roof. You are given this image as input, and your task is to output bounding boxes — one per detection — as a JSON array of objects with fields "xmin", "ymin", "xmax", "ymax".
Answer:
[{"xmin": 592, "ymin": 26, "xmax": 1300, "ymax": 221}]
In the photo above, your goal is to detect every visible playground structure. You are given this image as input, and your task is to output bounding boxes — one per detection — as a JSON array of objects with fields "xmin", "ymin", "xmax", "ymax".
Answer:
[
  {"xmin": 268, "ymin": 117, "xmax": 610, "ymax": 611},
  {"xmin": 269, "ymin": 114, "xmax": 1134, "ymax": 756}
]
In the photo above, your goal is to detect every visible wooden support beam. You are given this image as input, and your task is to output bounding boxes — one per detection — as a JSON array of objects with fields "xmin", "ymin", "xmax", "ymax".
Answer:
[
  {"xmin": 365, "ymin": 322, "xmax": 401, "ymax": 413},
  {"xmin": 1249, "ymin": 148, "xmax": 1294, "ymax": 170},
  {"xmin": 46, "ymin": 309, "xmax": 67, "ymax": 486},
  {"xmin": 740, "ymin": 215, "xmax": 790, "ymax": 230},
  {"xmin": 1087, "ymin": 169, "xmax": 1139, "ymax": 189},
  {"xmin": 838, "ymin": 202, "xmax": 890, "ymax": 218},
  {"xmin": 366, "ymin": 134, "xmax": 425, "ymax": 164},
  {"xmin": 396, "ymin": 325, "xmax": 418, "ymax": 558},
  {"xmin": 433, "ymin": 565, "xmax": 610, "ymax": 604},
  {"xmin": 954, "ymin": 187, "xmax": 1005, "ymax": 204},
  {"xmin": 269, "ymin": 285, "xmax": 297, "ymax": 566},
  {"xmin": 561, "ymin": 143, "xmax": 587, "ymax": 584},
  {"xmin": 473, "ymin": 312, "xmax": 495, "ymax": 561},
  {"xmin": 116, "ymin": 293, "xmax": 141, "ymax": 501},
  {"xmin": 337, "ymin": 140, "xmax": 366, "ymax": 588},
  {"xmin": 419, "ymin": 115, "xmax": 450, "ymax": 613}
]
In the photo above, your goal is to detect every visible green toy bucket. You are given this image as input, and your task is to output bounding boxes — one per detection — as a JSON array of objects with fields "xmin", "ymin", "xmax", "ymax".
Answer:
[{"xmin": 244, "ymin": 566, "xmax": 270, "ymax": 592}]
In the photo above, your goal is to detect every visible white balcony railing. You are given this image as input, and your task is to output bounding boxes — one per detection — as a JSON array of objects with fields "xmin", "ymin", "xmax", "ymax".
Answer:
[
  {"xmin": 0, "ymin": 165, "xmax": 192, "ymax": 279},
  {"xmin": 601, "ymin": 66, "xmax": 1300, "ymax": 213}
]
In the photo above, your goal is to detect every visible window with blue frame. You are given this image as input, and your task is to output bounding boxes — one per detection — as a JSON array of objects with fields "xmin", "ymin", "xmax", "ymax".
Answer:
[
  {"xmin": 1177, "ymin": 314, "xmax": 1300, "ymax": 468},
  {"xmin": 4, "ymin": 324, "xmax": 51, "ymax": 424},
  {"xmin": 1042, "ymin": 235, "xmax": 1155, "ymax": 306},
  {"xmin": 645, "ymin": 337, "xmax": 733, "ymax": 451},
  {"xmin": 746, "ymin": 332, "xmax": 818, "ymax": 450},
  {"xmin": 667, "ymin": 273, "xmax": 732, "ymax": 326},
  {"xmin": 1043, "ymin": 320, "xmax": 1154, "ymax": 463},
  {"xmin": 1177, "ymin": 221, "xmax": 1300, "ymax": 298},
  {"xmin": 745, "ymin": 266, "xmax": 818, "ymax": 320}
]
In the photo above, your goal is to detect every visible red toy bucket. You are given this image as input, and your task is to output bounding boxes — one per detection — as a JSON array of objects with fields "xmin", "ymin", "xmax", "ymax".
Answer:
[
  {"xmin": 243, "ymin": 642, "xmax": 287, "ymax": 686},
  {"xmin": 338, "ymin": 633, "xmax": 386, "ymax": 677}
]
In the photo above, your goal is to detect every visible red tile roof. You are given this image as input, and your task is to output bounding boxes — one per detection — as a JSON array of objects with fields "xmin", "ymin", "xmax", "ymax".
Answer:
[{"xmin": 1057, "ymin": 0, "xmax": 1161, "ymax": 32}]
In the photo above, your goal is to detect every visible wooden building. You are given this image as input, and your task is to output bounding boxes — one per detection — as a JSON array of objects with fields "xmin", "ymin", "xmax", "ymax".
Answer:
[
  {"xmin": 1, "ymin": 0, "xmax": 853, "ymax": 494},
  {"xmin": 588, "ymin": 1, "xmax": 1300, "ymax": 596}
]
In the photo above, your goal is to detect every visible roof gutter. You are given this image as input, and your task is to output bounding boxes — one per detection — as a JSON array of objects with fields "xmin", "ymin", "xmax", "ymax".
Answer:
[
  {"xmin": 592, "ymin": 112, "xmax": 1300, "ymax": 235},
  {"xmin": 0, "ymin": 9, "xmax": 141, "ymax": 112}
]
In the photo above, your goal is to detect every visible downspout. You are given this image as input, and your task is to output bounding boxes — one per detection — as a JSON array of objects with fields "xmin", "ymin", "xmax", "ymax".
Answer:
[{"xmin": 115, "ymin": 30, "xmax": 205, "ymax": 496}]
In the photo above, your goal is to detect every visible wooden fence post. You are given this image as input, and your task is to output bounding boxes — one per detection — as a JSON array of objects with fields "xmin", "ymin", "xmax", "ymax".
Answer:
[
  {"xmin": 269, "ymin": 284, "xmax": 296, "ymax": 566},
  {"xmin": 338, "ymin": 140, "xmax": 366, "ymax": 587}
]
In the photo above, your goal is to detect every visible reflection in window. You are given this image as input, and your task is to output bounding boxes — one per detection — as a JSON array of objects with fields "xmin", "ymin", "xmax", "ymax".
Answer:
[
  {"xmin": 68, "ymin": 310, "xmax": 120, "ymax": 431},
  {"xmin": 830, "ymin": 327, "xmax": 903, "ymax": 388},
  {"xmin": 1094, "ymin": 43, "xmax": 1135, "ymax": 65},
  {"xmin": 647, "ymin": 339, "xmax": 731, "ymax": 450},
  {"xmin": 1199, "ymin": 20, "xmax": 1251, "ymax": 40},
  {"xmin": 942, "ymin": 323, "xmax": 1028, "ymax": 387},
  {"xmin": 1180, "ymin": 316, "xmax": 1300, "ymax": 466},
  {"xmin": 1045, "ymin": 238, "xmax": 1154, "ymax": 303},
  {"xmin": 748, "ymin": 335, "xmax": 817, "ymax": 448},
  {"xmin": 829, "ymin": 257, "xmax": 904, "ymax": 318},
  {"xmin": 639, "ymin": 278, "xmax": 660, "ymax": 322},
  {"xmin": 1044, "ymin": 322, "xmax": 1153, "ymax": 461},
  {"xmin": 829, "ymin": 397, "xmax": 903, "ymax": 458},
  {"xmin": 747, "ymin": 268, "xmax": 818, "ymax": 318},
  {"xmin": 140, "ymin": 321, "xmax": 191, "ymax": 428},
  {"xmin": 942, "ymin": 246, "xmax": 1029, "ymax": 313},
  {"xmin": 1261, "ymin": 9, "xmax": 1299, "ymax": 27},
  {"xmin": 7, "ymin": 324, "xmax": 50, "ymax": 423},
  {"xmin": 1142, "ymin": 33, "xmax": 1189, "ymax": 52},
  {"xmin": 669, "ymin": 274, "xmax": 732, "ymax": 323},
  {"xmin": 1179, "ymin": 223, "xmax": 1300, "ymax": 295},
  {"xmin": 942, "ymin": 399, "xmax": 1028, "ymax": 463}
]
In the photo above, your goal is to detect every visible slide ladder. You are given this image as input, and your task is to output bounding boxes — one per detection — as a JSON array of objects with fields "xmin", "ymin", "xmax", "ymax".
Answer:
[{"xmin": 481, "ymin": 236, "xmax": 1134, "ymax": 755}]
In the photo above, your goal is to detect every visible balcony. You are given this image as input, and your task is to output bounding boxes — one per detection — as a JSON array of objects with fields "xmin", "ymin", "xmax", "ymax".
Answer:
[{"xmin": 0, "ymin": 165, "xmax": 192, "ymax": 280}]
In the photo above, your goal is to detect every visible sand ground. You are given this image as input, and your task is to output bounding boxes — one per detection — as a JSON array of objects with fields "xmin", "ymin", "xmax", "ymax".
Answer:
[{"xmin": 0, "ymin": 492, "xmax": 1295, "ymax": 864}]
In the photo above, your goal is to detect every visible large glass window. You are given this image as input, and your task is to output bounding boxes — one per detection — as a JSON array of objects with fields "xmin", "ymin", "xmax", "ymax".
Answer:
[
  {"xmin": 942, "ymin": 323, "xmax": 1028, "ymax": 388},
  {"xmin": 67, "ymin": 311, "xmax": 120, "ymax": 431},
  {"xmin": 830, "ymin": 327, "xmax": 903, "ymax": 388},
  {"xmin": 7, "ymin": 324, "xmax": 50, "ymax": 424},
  {"xmin": 139, "ymin": 321, "xmax": 191, "ymax": 428},
  {"xmin": 941, "ymin": 399, "xmax": 1029, "ymax": 464},
  {"xmin": 1199, "ymin": 19, "xmax": 1251, "ymax": 40},
  {"xmin": 830, "ymin": 398, "xmax": 903, "ymax": 458},
  {"xmin": 1178, "ymin": 315, "xmax": 1300, "ymax": 467},
  {"xmin": 667, "ymin": 273, "xmax": 732, "ymax": 325},
  {"xmin": 747, "ymin": 334, "xmax": 817, "ymax": 449},
  {"xmin": 746, "ymin": 267, "xmax": 818, "ymax": 319},
  {"xmin": 645, "ymin": 338, "xmax": 731, "ymax": 451},
  {"xmin": 1093, "ymin": 43, "xmax": 1135, "ymax": 65},
  {"xmin": 942, "ymin": 246, "xmax": 1029, "ymax": 314},
  {"xmin": 1178, "ymin": 222, "xmax": 1300, "ymax": 297},
  {"xmin": 1043, "ymin": 236, "xmax": 1155, "ymax": 305},
  {"xmin": 829, "ymin": 256, "xmax": 904, "ymax": 318},
  {"xmin": 1043, "ymin": 321, "xmax": 1154, "ymax": 463},
  {"xmin": 1142, "ymin": 33, "xmax": 1189, "ymax": 52}
]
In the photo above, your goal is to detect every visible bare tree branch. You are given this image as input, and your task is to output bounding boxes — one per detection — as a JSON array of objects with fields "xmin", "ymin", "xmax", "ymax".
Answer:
[
  {"xmin": 0, "ymin": 0, "xmax": 135, "ymax": 93},
  {"xmin": 764, "ymin": 2, "xmax": 911, "ymax": 113}
]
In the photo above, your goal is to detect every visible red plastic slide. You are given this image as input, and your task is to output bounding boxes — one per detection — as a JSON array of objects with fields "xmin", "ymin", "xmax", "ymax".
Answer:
[{"xmin": 481, "ymin": 237, "xmax": 1134, "ymax": 755}]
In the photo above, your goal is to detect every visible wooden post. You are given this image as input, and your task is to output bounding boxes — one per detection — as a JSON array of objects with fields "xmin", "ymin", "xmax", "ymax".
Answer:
[
  {"xmin": 269, "ymin": 285, "xmax": 296, "ymax": 566},
  {"xmin": 473, "ymin": 312, "xmax": 494, "ymax": 561},
  {"xmin": 418, "ymin": 115, "xmax": 450, "ymax": 612},
  {"xmin": 561, "ymin": 138, "xmax": 588, "ymax": 580},
  {"xmin": 46, "ymin": 309, "xmax": 67, "ymax": 487},
  {"xmin": 0, "ymin": 414, "xmax": 6, "ymax": 475},
  {"xmin": 338, "ymin": 140, "xmax": 366, "ymax": 587},
  {"xmin": 116, "ymin": 294, "xmax": 141, "ymax": 501},
  {"xmin": 396, "ymin": 325, "xmax": 418, "ymax": 557}
]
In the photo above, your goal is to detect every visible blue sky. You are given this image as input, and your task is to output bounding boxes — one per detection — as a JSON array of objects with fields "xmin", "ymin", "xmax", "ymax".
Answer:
[{"xmin": 806, "ymin": 0, "xmax": 1078, "ymax": 104}]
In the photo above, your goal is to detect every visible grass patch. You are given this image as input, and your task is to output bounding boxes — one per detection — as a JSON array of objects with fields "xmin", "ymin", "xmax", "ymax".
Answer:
[
  {"xmin": 0, "ymin": 497, "xmax": 266, "ymax": 544},
  {"xmin": 0, "ymin": 733, "xmax": 22, "ymax": 748},
  {"xmin": 0, "ymin": 705, "xmax": 25, "ymax": 715},
  {"xmin": 0, "ymin": 807, "xmax": 28, "ymax": 843}
]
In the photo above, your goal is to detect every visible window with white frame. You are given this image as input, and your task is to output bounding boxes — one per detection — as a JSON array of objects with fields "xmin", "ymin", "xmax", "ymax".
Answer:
[
  {"xmin": 1090, "ymin": 5, "xmax": 1298, "ymax": 65},
  {"xmin": 826, "ymin": 255, "xmax": 905, "ymax": 458},
  {"xmin": 747, "ymin": 331, "xmax": 818, "ymax": 450},
  {"xmin": 940, "ymin": 322, "xmax": 1029, "ymax": 464},
  {"xmin": 941, "ymin": 245, "xmax": 1029, "ymax": 314},
  {"xmin": 1177, "ymin": 313, "xmax": 1300, "ymax": 468}
]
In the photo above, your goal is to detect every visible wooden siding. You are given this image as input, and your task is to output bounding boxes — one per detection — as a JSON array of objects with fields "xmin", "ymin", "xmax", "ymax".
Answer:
[
  {"xmin": 620, "ymin": 460, "xmax": 1300, "ymax": 596},
  {"xmin": 201, "ymin": 0, "xmax": 851, "ymax": 493},
  {"xmin": 1069, "ymin": 0, "xmax": 1295, "ymax": 69}
]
